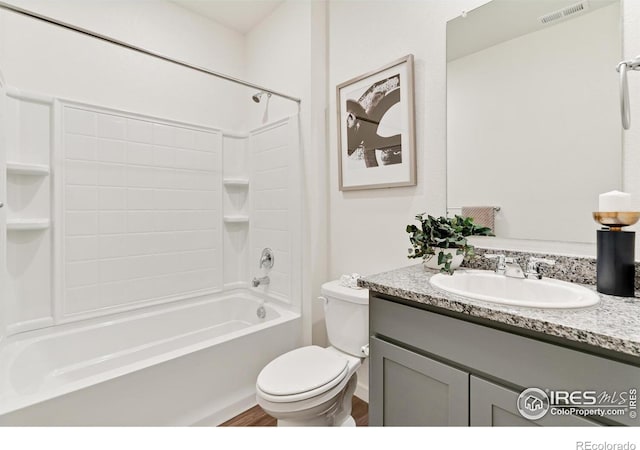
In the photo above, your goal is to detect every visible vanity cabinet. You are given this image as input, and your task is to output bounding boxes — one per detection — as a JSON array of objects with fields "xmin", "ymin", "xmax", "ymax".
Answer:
[
  {"xmin": 369, "ymin": 294, "xmax": 640, "ymax": 427},
  {"xmin": 469, "ymin": 377, "xmax": 599, "ymax": 427},
  {"xmin": 370, "ymin": 337, "xmax": 468, "ymax": 426}
]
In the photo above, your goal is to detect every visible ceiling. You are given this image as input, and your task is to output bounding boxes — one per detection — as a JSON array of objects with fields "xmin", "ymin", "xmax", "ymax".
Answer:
[
  {"xmin": 173, "ymin": 0, "xmax": 284, "ymax": 34},
  {"xmin": 447, "ymin": 0, "xmax": 617, "ymax": 61}
]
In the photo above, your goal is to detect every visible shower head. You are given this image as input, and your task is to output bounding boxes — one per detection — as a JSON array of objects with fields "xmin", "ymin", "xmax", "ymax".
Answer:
[{"xmin": 252, "ymin": 91, "xmax": 272, "ymax": 103}]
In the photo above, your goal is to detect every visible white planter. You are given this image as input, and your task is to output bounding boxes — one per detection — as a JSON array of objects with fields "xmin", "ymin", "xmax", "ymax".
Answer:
[{"xmin": 423, "ymin": 248, "xmax": 464, "ymax": 272}]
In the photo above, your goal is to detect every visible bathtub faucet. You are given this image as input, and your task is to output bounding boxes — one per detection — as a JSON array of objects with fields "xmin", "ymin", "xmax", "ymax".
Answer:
[{"xmin": 252, "ymin": 276, "xmax": 270, "ymax": 287}]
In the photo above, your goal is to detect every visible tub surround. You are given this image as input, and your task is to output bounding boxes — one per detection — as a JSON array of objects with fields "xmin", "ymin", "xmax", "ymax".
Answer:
[{"xmin": 358, "ymin": 264, "xmax": 640, "ymax": 358}]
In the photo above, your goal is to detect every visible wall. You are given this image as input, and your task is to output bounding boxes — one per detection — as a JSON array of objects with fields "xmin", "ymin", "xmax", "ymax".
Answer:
[
  {"xmin": 327, "ymin": 0, "xmax": 487, "ymax": 402},
  {"xmin": 328, "ymin": 0, "xmax": 640, "ymax": 275},
  {"xmin": 245, "ymin": 0, "xmax": 329, "ymax": 346},
  {"xmin": 249, "ymin": 118, "xmax": 302, "ymax": 306},
  {"xmin": 0, "ymin": 0, "xmax": 250, "ymax": 335},
  {"xmin": 59, "ymin": 104, "xmax": 223, "ymax": 318},
  {"xmin": 328, "ymin": 0, "xmax": 487, "ymax": 280},
  {"xmin": 0, "ymin": 0, "xmax": 247, "ymax": 131},
  {"xmin": 447, "ymin": 4, "xmax": 620, "ymax": 244}
]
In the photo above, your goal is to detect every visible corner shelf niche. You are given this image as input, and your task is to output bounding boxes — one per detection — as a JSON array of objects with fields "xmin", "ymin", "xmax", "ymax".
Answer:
[
  {"xmin": 3, "ymin": 87, "xmax": 54, "ymax": 336},
  {"xmin": 223, "ymin": 215, "xmax": 250, "ymax": 224},
  {"xmin": 6, "ymin": 161, "xmax": 52, "ymax": 233},
  {"xmin": 223, "ymin": 177, "xmax": 249, "ymax": 224},
  {"xmin": 223, "ymin": 178, "xmax": 249, "ymax": 187},
  {"xmin": 7, "ymin": 218, "xmax": 51, "ymax": 231},
  {"xmin": 6, "ymin": 162, "xmax": 50, "ymax": 176}
]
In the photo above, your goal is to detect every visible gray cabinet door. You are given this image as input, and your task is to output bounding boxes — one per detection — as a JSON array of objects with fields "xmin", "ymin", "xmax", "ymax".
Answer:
[
  {"xmin": 370, "ymin": 337, "xmax": 469, "ymax": 426},
  {"xmin": 470, "ymin": 376, "xmax": 602, "ymax": 427}
]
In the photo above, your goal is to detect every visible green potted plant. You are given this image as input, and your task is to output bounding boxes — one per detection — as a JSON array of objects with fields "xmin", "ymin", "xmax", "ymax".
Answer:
[{"xmin": 406, "ymin": 214, "xmax": 493, "ymax": 274}]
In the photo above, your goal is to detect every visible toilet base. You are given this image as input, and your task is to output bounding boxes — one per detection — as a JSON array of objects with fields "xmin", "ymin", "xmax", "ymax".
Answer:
[
  {"xmin": 277, "ymin": 415, "xmax": 355, "ymax": 427},
  {"xmin": 337, "ymin": 416, "xmax": 356, "ymax": 427},
  {"xmin": 267, "ymin": 374, "xmax": 359, "ymax": 427}
]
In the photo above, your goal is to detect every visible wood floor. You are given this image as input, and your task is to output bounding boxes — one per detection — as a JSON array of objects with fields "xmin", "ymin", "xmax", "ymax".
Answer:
[{"xmin": 220, "ymin": 397, "xmax": 368, "ymax": 427}]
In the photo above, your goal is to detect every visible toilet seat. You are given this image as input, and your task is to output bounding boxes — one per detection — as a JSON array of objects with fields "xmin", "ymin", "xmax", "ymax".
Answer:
[{"xmin": 256, "ymin": 346, "xmax": 350, "ymax": 403}]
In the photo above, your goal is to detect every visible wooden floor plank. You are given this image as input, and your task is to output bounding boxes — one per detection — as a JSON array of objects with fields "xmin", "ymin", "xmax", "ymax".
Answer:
[{"xmin": 220, "ymin": 397, "xmax": 368, "ymax": 427}]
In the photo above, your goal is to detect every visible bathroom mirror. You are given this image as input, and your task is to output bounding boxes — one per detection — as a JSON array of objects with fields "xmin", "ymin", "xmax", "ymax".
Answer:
[{"xmin": 446, "ymin": 0, "xmax": 621, "ymax": 244}]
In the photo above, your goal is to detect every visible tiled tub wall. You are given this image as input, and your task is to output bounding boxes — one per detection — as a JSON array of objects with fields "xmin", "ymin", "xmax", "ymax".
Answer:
[
  {"xmin": 61, "ymin": 103, "xmax": 223, "ymax": 318},
  {"xmin": 249, "ymin": 119, "xmax": 301, "ymax": 306},
  {"xmin": 465, "ymin": 247, "xmax": 640, "ymax": 290}
]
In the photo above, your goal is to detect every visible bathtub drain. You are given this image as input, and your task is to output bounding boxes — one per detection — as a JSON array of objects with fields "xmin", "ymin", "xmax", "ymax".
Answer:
[{"xmin": 257, "ymin": 306, "xmax": 266, "ymax": 319}]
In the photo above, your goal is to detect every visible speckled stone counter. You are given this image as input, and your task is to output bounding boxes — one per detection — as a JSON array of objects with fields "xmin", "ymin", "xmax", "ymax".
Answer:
[{"xmin": 358, "ymin": 264, "xmax": 640, "ymax": 358}]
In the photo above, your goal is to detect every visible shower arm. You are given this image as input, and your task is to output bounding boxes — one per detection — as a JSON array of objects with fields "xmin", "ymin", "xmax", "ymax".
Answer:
[{"xmin": 617, "ymin": 56, "xmax": 640, "ymax": 130}]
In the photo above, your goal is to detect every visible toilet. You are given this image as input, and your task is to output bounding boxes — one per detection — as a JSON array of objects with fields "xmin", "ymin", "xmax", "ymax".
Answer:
[{"xmin": 255, "ymin": 280, "xmax": 369, "ymax": 426}]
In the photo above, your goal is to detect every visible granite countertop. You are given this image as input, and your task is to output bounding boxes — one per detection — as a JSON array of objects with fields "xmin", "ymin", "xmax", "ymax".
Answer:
[{"xmin": 358, "ymin": 264, "xmax": 640, "ymax": 358}]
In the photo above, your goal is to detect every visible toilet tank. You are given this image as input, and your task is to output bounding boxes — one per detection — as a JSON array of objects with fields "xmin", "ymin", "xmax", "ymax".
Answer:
[{"xmin": 320, "ymin": 280, "xmax": 369, "ymax": 357}]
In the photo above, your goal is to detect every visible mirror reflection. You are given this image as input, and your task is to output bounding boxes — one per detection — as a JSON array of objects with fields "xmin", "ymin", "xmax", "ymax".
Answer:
[{"xmin": 446, "ymin": 0, "xmax": 621, "ymax": 244}]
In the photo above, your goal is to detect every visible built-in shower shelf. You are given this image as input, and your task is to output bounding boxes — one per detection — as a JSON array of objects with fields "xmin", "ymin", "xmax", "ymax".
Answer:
[
  {"xmin": 6, "ymin": 162, "xmax": 51, "ymax": 176},
  {"xmin": 7, "ymin": 218, "xmax": 51, "ymax": 231},
  {"xmin": 223, "ymin": 178, "xmax": 249, "ymax": 187},
  {"xmin": 223, "ymin": 215, "xmax": 250, "ymax": 224}
]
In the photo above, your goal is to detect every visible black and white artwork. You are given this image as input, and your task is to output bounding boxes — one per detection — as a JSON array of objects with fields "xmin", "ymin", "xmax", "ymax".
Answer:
[{"xmin": 337, "ymin": 55, "xmax": 416, "ymax": 190}]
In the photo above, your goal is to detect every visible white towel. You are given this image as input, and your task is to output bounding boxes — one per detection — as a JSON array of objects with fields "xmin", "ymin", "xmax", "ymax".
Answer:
[{"xmin": 340, "ymin": 273, "xmax": 362, "ymax": 289}]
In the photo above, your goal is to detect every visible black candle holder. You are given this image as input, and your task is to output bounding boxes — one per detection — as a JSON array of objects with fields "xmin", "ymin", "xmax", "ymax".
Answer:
[{"xmin": 593, "ymin": 212, "xmax": 639, "ymax": 298}]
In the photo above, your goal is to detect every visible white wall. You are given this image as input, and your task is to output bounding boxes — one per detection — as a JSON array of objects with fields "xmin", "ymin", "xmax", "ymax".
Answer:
[
  {"xmin": 326, "ymin": 0, "xmax": 489, "ymax": 402},
  {"xmin": 328, "ymin": 0, "xmax": 488, "ymax": 280},
  {"xmin": 447, "ymin": 4, "xmax": 620, "ymax": 244},
  {"xmin": 60, "ymin": 104, "xmax": 223, "ymax": 318},
  {"xmin": 245, "ymin": 0, "xmax": 329, "ymax": 346},
  {"xmin": 0, "ymin": 0, "xmax": 247, "ymax": 130},
  {"xmin": 328, "ymin": 0, "xmax": 640, "ymax": 275}
]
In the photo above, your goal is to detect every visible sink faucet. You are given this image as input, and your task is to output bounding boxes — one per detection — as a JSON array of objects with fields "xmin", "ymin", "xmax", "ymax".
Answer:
[
  {"xmin": 252, "ymin": 276, "xmax": 270, "ymax": 287},
  {"xmin": 524, "ymin": 257, "xmax": 556, "ymax": 280},
  {"xmin": 484, "ymin": 254, "xmax": 524, "ymax": 278},
  {"xmin": 485, "ymin": 254, "xmax": 555, "ymax": 280}
]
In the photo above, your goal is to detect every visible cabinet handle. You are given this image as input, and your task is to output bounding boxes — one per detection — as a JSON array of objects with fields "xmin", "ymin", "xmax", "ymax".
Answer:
[{"xmin": 0, "ymin": 202, "xmax": 3, "ymax": 208}]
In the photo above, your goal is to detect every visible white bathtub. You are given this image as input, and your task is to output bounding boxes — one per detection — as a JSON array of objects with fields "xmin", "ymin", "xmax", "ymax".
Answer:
[{"xmin": 0, "ymin": 291, "xmax": 301, "ymax": 426}]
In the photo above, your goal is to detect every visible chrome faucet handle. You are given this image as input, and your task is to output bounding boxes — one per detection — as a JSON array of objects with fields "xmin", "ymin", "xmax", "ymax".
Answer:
[
  {"xmin": 503, "ymin": 257, "xmax": 525, "ymax": 279},
  {"xmin": 525, "ymin": 257, "xmax": 556, "ymax": 280},
  {"xmin": 484, "ymin": 254, "xmax": 506, "ymax": 274},
  {"xmin": 259, "ymin": 248, "xmax": 274, "ymax": 270}
]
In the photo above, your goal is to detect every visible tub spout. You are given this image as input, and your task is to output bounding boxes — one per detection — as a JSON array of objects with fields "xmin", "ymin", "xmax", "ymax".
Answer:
[{"xmin": 252, "ymin": 276, "xmax": 270, "ymax": 287}]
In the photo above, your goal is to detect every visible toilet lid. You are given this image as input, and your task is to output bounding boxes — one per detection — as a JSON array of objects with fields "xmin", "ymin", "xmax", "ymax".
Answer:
[{"xmin": 257, "ymin": 346, "xmax": 349, "ymax": 398}]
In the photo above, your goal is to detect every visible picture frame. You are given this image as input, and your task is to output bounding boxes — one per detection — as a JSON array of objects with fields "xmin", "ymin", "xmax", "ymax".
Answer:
[{"xmin": 336, "ymin": 54, "xmax": 416, "ymax": 191}]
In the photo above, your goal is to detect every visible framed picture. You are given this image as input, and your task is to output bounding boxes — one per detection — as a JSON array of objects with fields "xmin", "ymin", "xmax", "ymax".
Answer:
[{"xmin": 336, "ymin": 54, "xmax": 416, "ymax": 191}]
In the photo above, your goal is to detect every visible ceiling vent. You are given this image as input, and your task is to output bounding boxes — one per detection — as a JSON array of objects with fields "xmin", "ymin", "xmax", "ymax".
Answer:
[{"xmin": 539, "ymin": 1, "xmax": 589, "ymax": 24}]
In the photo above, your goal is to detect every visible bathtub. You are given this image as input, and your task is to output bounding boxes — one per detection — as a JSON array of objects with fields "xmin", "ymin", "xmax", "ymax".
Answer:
[{"xmin": 0, "ymin": 291, "xmax": 301, "ymax": 426}]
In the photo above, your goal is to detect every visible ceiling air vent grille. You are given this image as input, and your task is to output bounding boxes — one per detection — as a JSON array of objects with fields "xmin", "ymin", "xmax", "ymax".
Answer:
[{"xmin": 539, "ymin": 1, "xmax": 589, "ymax": 24}]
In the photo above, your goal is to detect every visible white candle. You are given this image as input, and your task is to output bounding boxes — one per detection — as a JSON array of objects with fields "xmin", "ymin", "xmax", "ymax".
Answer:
[{"xmin": 599, "ymin": 190, "xmax": 631, "ymax": 212}]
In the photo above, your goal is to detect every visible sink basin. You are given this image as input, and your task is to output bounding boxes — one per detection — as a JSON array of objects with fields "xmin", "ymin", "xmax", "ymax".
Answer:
[{"xmin": 429, "ymin": 270, "xmax": 600, "ymax": 309}]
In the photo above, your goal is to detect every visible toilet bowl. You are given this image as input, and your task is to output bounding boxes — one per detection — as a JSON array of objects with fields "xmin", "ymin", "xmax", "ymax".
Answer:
[{"xmin": 255, "ymin": 280, "xmax": 369, "ymax": 426}]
